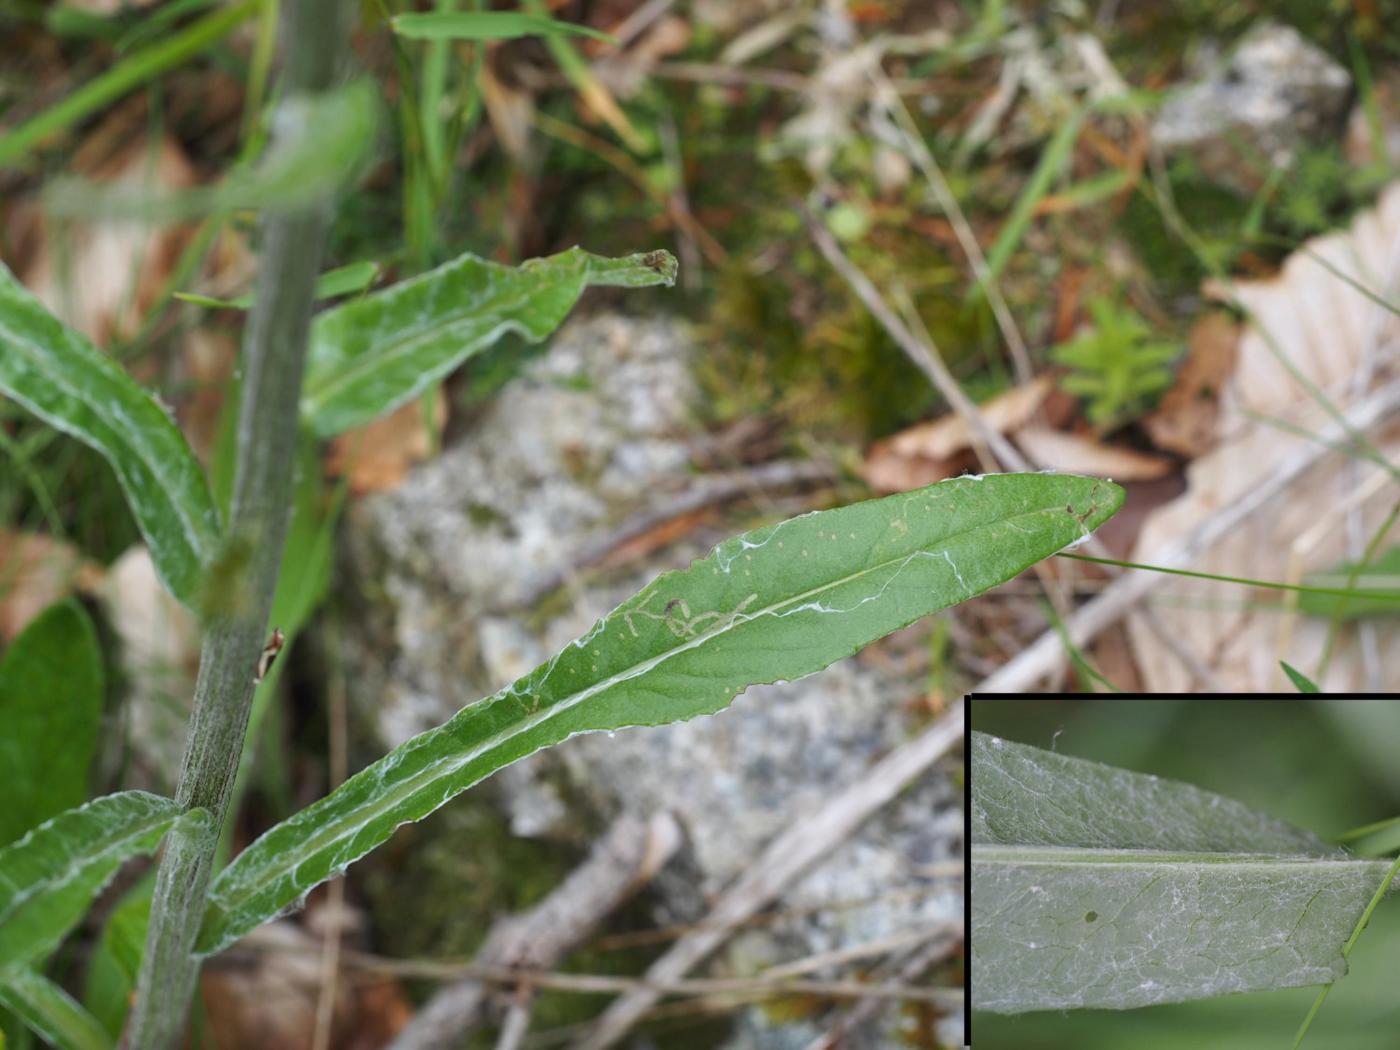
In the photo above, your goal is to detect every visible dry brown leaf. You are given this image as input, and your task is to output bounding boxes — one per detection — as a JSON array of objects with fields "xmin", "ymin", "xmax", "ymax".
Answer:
[
  {"xmin": 1015, "ymin": 425, "xmax": 1175, "ymax": 481},
  {"xmin": 325, "ymin": 388, "xmax": 448, "ymax": 494},
  {"xmin": 1127, "ymin": 181, "xmax": 1400, "ymax": 692},
  {"xmin": 889, "ymin": 376, "xmax": 1052, "ymax": 460},
  {"xmin": 861, "ymin": 377, "xmax": 1052, "ymax": 493},
  {"xmin": 1143, "ymin": 311, "xmax": 1239, "ymax": 457},
  {"xmin": 24, "ymin": 129, "xmax": 195, "ymax": 346},
  {"xmin": 860, "ymin": 441, "xmax": 965, "ymax": 494},
  {"xmin": 0, "ymin": 530, "xmax": 103, "ymax": 641},
  {"xmin": 481, "ymin": 60, "xmax": 535, "ymax": 162},
  {"xmin": 598, "ymin": 16, "xmax": 693, "ymax": 98}
]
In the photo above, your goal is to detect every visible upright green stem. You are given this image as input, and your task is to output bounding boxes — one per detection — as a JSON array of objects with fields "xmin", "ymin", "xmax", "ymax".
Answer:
[{"xmin": 122, "ymin": 3, "xmax": 349, "ymax": 1046}]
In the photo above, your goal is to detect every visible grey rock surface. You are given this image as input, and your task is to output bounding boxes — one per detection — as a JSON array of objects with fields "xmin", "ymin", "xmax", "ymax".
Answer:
[
  {"xmin": 1152, "ymin": 22, "xmax": 1351, "ymax": 194},
  {"xmin": 339, "ymin": 313, "xmax": 963, "ymax": 1047}
]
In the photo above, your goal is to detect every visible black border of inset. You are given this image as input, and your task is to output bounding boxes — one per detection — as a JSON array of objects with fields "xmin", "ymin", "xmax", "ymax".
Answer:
[{"xmin": 963, "ymin": 691, "xmax": 1400, "ymax": 1048}]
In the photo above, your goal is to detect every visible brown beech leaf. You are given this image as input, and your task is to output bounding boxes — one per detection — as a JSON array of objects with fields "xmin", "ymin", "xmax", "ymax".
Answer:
[
  {"xmin": 325, "ymin": 388, "xmax": 448, "ymax": 494},
  {"xmin": 1143, "ymin": 311, "xmax": 1240, "ymax": 457},
  {"xmin": 862, "ymin": 377, "xmax": 1053, "ymax": 493},
  {"xmin": 1015, "ymin": 425, "xmax": 1175, "ymax": 481},
  {"xmin": 1128, "ymin": 182, "xmax": 1400, "ymax": 692},
  {"xmin": 0, "ymin": 531, "xmax": 103, "ymax": 642}
]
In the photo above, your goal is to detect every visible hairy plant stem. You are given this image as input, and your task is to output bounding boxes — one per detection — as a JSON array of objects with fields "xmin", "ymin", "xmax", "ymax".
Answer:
[{"xmin": 122, "ymin": 2, "xmax": 348, "ymax": 1045}]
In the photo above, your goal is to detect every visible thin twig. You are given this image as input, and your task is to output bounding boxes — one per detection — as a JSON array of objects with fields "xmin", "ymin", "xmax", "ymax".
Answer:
[
  {"xmin": 338, "ymin": 953, "xmax": 964, "ymax": 1006},
  {"xmin": 590, "ymin": 882, "xmax": 961, "ymax": 952},
  {"xmin": 803, "ymin": 931, "xmax": 961, "ymax": 1050},
  {"xmin": 599, "ymin": 0, "xmax": 678, "ymax": 53},
  {"xmin": 762, "ymin": 922, "xmax": 962, "ymax": 980},
  {"xmin": 815, "ymin": 212, "xmax": 1221, "ymax": 690},
  {"xmin": 573, "ymin": 703, "xmax": 964, "ymax": 1050},
  {"xmin": 648, "ymin": 61, "xmax": 938, "ymax": 96},
  {"xmin": 807, "ymin": 213, "xmax": 1023, "ymax": 467},
  {"xmin": 494, "ymin": 997, "xmax": 534, "ymax": 1050}
]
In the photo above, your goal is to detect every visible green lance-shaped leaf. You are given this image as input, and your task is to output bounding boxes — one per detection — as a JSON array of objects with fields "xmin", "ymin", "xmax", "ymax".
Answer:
[
  {"xmin": 196, "ymin": 472, "xmax": 1122, "ymax": 955},
  {"xmin": 0, "ymin": 264, "xmax": 221, "ymax": 607},
  {"xmin": 970, "ymin": 732, "xmax": 1395, "ymax": 1014},
  {"xmin": 0, "ymin": 600, "xmax": 105, "ymax": 848},
  {"xmin": 0, "ymin": 792, "xmax": 206, "ymax": 971},
  {"xmin": 0, "ymin": 968, "xmax": 110, "ymax": 1050},
  {"xmin": 299, "ymin": 246, "xmax": 678, "ymax": 437}
]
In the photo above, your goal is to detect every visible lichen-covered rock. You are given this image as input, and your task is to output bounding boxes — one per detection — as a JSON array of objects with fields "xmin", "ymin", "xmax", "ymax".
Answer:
[
  {"xmin": 1152, "ymin": 22, "xmax": 1351, "ymax": 194},
  {"xmin": 340, "ymin": 312, "xmax": 962, "ymax": 1047}
]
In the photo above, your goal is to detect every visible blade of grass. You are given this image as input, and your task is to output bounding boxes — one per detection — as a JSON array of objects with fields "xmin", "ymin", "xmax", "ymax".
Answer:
[
  {"xmin": 1057, "ymin": 551, "xmax": 1400, "ymax": 607},
  {"xmin": 1280, "ymin": 661, "xmax": 1321, "ymax": 693},
  {"xmin": 1336, "ymin": 815, "xmax": 1400, "ymax": 858},
  {"xmin": 1291, "ymin": 850, "xmax": 1400, "ymax": 1050},
  {"xmin": 416, "ymin": 0, "xmax": 460, "ymax": 190},
  {"xmin": 970, "ymin": 105, "xmax": 1087, "ymax": 303},
  {"xmin": 1247, "ymin": 235, "xmax": 1400, "ymax": 317},
  {"xmin": 1313, "ymin": 498, "xmax": 1400, "ymax": 682},
  {"xmin": 0, "ymin": 0, "xmax": 264, "ymax": 168},
  {"xmin": 1039, "ymin": 596, "xmax": 1121, "ymax": 692},
  {"xmin": 522, "ymin": 0, "xmax": 644, "ymax": 152}
]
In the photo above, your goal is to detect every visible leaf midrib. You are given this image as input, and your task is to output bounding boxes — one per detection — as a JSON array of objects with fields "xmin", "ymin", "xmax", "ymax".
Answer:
[
  {"xmin": 209, "ymin": 499, "xmax": 1074, "ymax": 936},
  {"xmin": 971, "ymin": 844, "xmax": 1365, "ymax": 868}
]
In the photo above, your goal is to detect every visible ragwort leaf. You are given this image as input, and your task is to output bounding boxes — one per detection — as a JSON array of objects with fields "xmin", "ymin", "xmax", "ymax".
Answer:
[
  {"xmin": 197, "ymin": 472, "xmax": 1121, "ymax": 954},
  {"xmin": 0, "ymin": 264, "xmax": 221, "ymax": 607},
  {"xmin": 0, "ymin": 968, "xmax": 110, "ymax": 1050},
  {"xmin": 0, "ymin": 793, "xmax": 205, "ymax": 971},
  {"xmin": 299, "ymin": 246, "xmax": 677, "ymax": 437}
]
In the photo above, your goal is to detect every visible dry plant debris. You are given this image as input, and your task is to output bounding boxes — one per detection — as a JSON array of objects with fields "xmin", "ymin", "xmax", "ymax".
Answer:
[{"xmin": 1128, "ymin": 181, "xmax": 1400, "ymax": 692}]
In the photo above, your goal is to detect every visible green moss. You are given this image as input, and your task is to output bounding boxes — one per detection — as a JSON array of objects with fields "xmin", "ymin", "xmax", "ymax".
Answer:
[
  {"xmin": 358, "ymin": 792, "xmax": 576, "ymax": 963},
  {"xmin": 697, "ymin": 235, "xmax": 995, "ymax": 442}
]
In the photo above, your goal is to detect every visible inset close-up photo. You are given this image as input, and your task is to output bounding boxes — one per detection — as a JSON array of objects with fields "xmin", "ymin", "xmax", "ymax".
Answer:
[
  {"xmin": 3, "ymin": 1, "xmax": 1399, "ymax": 1048},
  {"xmin": 971, "ymin": 697, "xmax": 1400, "ymax": 1050}
]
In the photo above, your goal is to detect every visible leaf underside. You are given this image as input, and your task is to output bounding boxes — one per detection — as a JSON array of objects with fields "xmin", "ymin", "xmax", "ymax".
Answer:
[
  {"xmin": 197, "ymin": 473, "xmax": 1122, "ymax": 955},
  {"xmin": 970, "ymin": 732, "xmax": 1393, "ymax": 1013}
]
